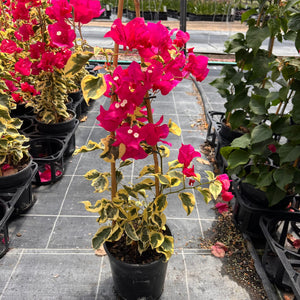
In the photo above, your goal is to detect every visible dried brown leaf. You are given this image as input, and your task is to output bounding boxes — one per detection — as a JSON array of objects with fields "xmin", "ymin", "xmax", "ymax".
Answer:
[{"xmin": 95, "ymin": 245, "xmax": 107, "ymax": 256}]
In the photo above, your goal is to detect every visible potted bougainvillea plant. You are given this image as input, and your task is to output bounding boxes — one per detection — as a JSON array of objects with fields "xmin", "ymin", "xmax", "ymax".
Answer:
[
  {"xmin": 70, "ymin": 2, "xmax": 234, "ymax": 298},
  {"xmin": 0, "ymin": 0, "xmax": 103, "ymax": 125}
]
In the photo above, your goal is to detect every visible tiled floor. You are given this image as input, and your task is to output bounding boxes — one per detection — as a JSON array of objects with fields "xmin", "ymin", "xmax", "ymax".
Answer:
[{"xmin": 0, "ymin": 72, "xmax": 253, "ymax": 299}]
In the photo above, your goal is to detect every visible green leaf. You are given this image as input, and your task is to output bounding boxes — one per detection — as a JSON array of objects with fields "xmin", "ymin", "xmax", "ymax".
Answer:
[
  {"xmin": 119, "ymin": 160, "xmax": 133, "ymax": 168},
  {"xmin": 251, "ymin": 124, "xmax": 272, "ymax": 144},
  {"xmin": 241, "ymin": 8, "xmax": 257, "ymax": 22},
  {"xmin": 124, "ymin": 222, "xmax": 139, "ymax": 241},
  {"xmin": 81, "ymin": 73, "xmax": 107, "ymax": 102},
  {"xmin": 91, "ymin": 173, "xmax": 109, "ymax": 193},
  {"xmin": 209, "ymin": 181, "xmax": 222, "ymax": 200},
  {"xmin": 150, "ymin": 231, "xmax": 164, "ymax": 249},
  {"xmin": 167, "ymin": 159, "xmax": 183, "ymax": 170},
  {"xmin": 246, "ymin": 26, "xmax": 270, "ymax": 52},
  {"xmin": 278, "ymin": 144, "xmax": 300, "ymax": 163},
  {"xmin": 92, "ymin": 226, "xmax": 111, "ymax": 249},
  {"xmin": 157, "ymin": 235, "xmax": 174, "ymax": 261},
  {"xmin": 154, "ymin": 194, "xmax": 168, "ymax": 212},
  {"xmin": 64, "ymin": 51, "xmax": 94, "ymax": 76},
  {"xmin": 231, "ymin": 134, "xmax": 251, "ymax": 148},
  {"xmin": 84, "ymin": 169, "xmax": 100, "ymax": 180},
  {"xmin": 178, "ymin": 192, "xmax": 195, "ymax": 215},
  {"xmin": 249, "ymin": 97, "xmax": 267, "ymax": 115},
  {"xmin": 197, "ymin": 188, "xmax": 212, "ymax": 204},
  {"xmin": 288, "ymin": 13, "xmax": 300, "ymax": 31},
  {"xmin": 156, "ymin": 174, "xmax": 171, "ymax": 186},
  {"xmin": 205, "ymin": 170, "xmax": 215, "ymax": 181},
  {"xmin": 273, "ymin": 168, "xmax": 295, "ymax": 191},
  {"xmin": 227, "ymin": 149, "xmax": 250, "ymax": 169},
  {"xmin": 139, "ymin": 164, "xmax": 157, "ymax": 177}
]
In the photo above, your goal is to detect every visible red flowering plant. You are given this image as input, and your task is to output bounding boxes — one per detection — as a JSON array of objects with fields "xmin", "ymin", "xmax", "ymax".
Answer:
[
  {"xmin": 0, "ymin": 0, "xmax": 104, "ymax": 124},
  {"xmin": 73, "ymin": 17, "xmax": 233, "ymax": 261}
]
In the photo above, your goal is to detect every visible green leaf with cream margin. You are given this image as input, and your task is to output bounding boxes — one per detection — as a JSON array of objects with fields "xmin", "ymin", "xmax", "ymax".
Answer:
[
  {"xmin": 178, "ymin": 192, "xmax": 195, "ymax": 215},
  {"xmin": 64, "ymin": 51, "xmax": 94, "ymax": 77},
  {"xmin": 81, "ymin": 73, "xmax": 107, "ymax": 104}
]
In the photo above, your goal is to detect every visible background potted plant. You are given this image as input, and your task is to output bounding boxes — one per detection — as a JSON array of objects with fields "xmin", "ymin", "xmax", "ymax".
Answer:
[
  {"xmin": 210, "ymin": 0, "xmax": 300, "ymax": 237},
  {"xmin": 71, "ymin": 10, "xmax": 234, "ymax": 299}
]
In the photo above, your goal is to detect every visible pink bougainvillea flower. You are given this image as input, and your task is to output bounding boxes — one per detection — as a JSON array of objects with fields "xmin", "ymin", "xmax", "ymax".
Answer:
[
  {"xmin": 221, "ymin": 191, "xmax": 234, "ymax": 202},
  {"xmin": 97, "ymin": 99, "xmax": 134, "ymax": 132},
  {"xmin": 178, "ymin": 144, "xmax": 201, "ymax": 168},
  {"xmin": 46, "ymin": 0, "xmax": 72, "ymax": 21},
  {"xmin": 21, "ymin": 82, "xmax": 38, "ymax": 95},
  {"xmin": 183, "ymin": 166, "xmax": 197, "ymax": 177},
  {"xmin": 189, "ymin": 179, "xmax": 195, "ymax": 186},
  {"xmin": 15, "ymin": 58, "xmax": 32, "ymax": 76},
  {"xmin": 113, "ymin": 125, "xmax": 148, "ymax": 160},
  {"xmin": 114, "ymin": 62, "xmax": 149, "ymax": 106},
  {"xmin": 11, "ymin": 93, "xmax": 24, "ymax": 103},
  {"xmin": 293, "ymin": 239, "xmax": 300, "ymax": 249},
  {"xmin": 147, "ymin": 21, "xmax": 172, "ymax": 50},
  {"xmin": 268, "ymin": 144, "xmax": 276, "ymax": 153},
  {"xmin": 183, "ymin": 53, "xmax": 209, "ymax": 82},
  {"xmin": 31, "ymin": 61, "xmax": 42, "ymax": 75},
  {"xmin": 38, "ymin": 52, "xmax": 56, "ymax": 72},
  {"xmin": 12, "ymin": 2, "xmax": 30, "ymax": 20},
  {"xmin": 17, "ymin": 23, "xmax": 35, "ymax": 41},
  {"xmin": 4, "ymin": 80, "xmax": 18, "ymax": 92},
  {"xmin": 124, "ymin": 18, "xmax": 150, "ymax": 50},
  {"xmin": 104, "ymin": 18, "xmax": 127, "ymax": 48},
  {"xmin": 70, "ymin": 0, "xmax": 105, "ymax": 24},
  {"xmin": 216, "ymin": 174, "xmax": 231, "ymax": 192},
  {"xmin": 211, "ymin": 242, "xmax": 228, "ymax": 258},
  {"xmin": 140, "ymin": 116, "xmax": 170, "ymax": 146},
  {"xmin": 48, "ymin": 21, "xmax": 76, "ymax": 48},
  {"xmin": 54, "ymin": 48, "xmax": 72, "ymax": 69},
  {"xmin": 173, "ymin": 30, "xmax": 190, "ymax": 48},
  {"xmin": 1, "ymin": 164, "xmax": 12, "ymax": 172},
  {"xmin": 0, "ymin": 39, "xmax": 23, "ymax": 54},
  {"xmin": 215, "ymin": 202, "xmax": 229, "ymax": 214},
  {"xmin": 30, "ymin": 42, "xmax": 46, "ymax": 59}
]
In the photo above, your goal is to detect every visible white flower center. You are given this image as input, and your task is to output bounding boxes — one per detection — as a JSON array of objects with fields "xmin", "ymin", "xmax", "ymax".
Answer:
[
  {"xmin": 133, "ymin": 133, "xmax": 139, "ymax": 138},
  {"xmin": 128, "ymin": 129, "xmax": 133, "ymax": 134},
  {"xmin": 113, "ymin": 76, "xmax": 119, "ymax": 81},
  {"xmin": 57, "ymin": 31, "xmax": 62, "ymax": 36},
  {"xmin": 115, "ymin": 103, "xmax": 120, "ymax": 108}
]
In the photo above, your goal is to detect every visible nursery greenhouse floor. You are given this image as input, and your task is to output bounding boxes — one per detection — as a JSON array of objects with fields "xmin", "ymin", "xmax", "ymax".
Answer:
[{"xmin": 1, "ymin": 20, "xmax": 295, "ymax": 300}]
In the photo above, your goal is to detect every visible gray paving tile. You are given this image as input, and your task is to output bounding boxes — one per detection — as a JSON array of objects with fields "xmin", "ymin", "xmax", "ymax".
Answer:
[
  {"xmin": 28, "ymin": 177, "xmax": 72, "ymax": 215},
  {"xmin": 8, "ymin": 216, "xmax": 56, "ymax": 248},
  {"xmin": 0, "ymin": 253, "xmax": 20, "ymax": 291},
  {"xmin": 1, "ymin": 253, "xmax": 100, "ymax": 299},
  {"xmin": 47, "ymin": 216, "xmax": 99, "ymax": 249},
  {"xmin": 185, "ymin": 254, "xmax": 251, "ymax": 299},
  {"xmin": 167, "ymin": 219, "xmax": 203, "ymax": 249}
]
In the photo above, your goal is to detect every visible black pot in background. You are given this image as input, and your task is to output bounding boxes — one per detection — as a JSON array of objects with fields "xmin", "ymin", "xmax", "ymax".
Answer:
[
  {"xmin": 10, "ymin": 104, "xmax": 34, "ymax": 117},
  {"xmin": 29, "ymin": 137, "xmax": 65, "ymax": 185},
  {"xmin": 232, "ymin": 178, "xmax": 294, "ymax": 241},
  {"xmin": 35, "ymin": 110, "xmax": 76, "ymax": 134},
  {"xmin": 260, "ymin": 214, "xmax": 300, "ymax": 298}
]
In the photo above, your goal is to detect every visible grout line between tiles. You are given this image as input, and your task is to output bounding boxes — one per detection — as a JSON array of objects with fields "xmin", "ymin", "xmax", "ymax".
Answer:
[
  {"xmin": 0, "ymin": 249, "xmax": 24, "ymax": 300},
  {"xmin": 95, "ymin": 256, "xmax": 104, "ymax": 300},
  {"xmin": 182, "ymin": 249, "xmax": 191, "ymax": 300}
]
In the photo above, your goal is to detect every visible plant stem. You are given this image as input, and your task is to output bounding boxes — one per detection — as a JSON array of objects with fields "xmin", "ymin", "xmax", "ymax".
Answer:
[{"xmin": 110, "ymin": 0, "xmax": 124, "ymax": 200}]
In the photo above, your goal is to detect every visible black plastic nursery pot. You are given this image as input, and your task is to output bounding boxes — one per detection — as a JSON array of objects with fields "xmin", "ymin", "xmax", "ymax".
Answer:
[
  {"xmin": 232, "ymin": 178, "xmax": 294, "ymax": 241},
  {"xmin": 29, "ymin": 137, "xmax": 65, "ymax": 185},
  {"xmin": 260, "ymin": 213, "xmax": 300, "ymax": 298},
  {"xmin": 104, "ymin": 242, "xmax": 169, "ymax": 300},
  {"xmin": 35, "ymin": 109, "xmax": 77, "ymax": 134}
]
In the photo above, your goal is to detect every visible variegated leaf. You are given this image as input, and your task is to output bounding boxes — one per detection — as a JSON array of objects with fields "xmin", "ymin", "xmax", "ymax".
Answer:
[
  {"xmin": 178, "ymin": 192, "xmax": 195, "ymax": 215},
  {"xmin": 124, "ymin": 222, "xmax": 139, "ymax": 241},
  {"xmin": 92, "ymin": 226, "xmax": 111, "ymax": 249},
  {"xmin": 154, "ymin": 194, "xmax": 168, "ymax": 212},
  {"xmin": 168, "ymin": 119, "xmax": 181, "ymax": 136},
  {"xmin": 81, "ymin": 73, "xmax": 107, "ymax": 103},
  {"xmin": 209, "ymin": 181, "xmax": 222, "ymax": 200},
  {"xmin": 150, "ymin": 231, "xmax": 164, "ymax": 249}
]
